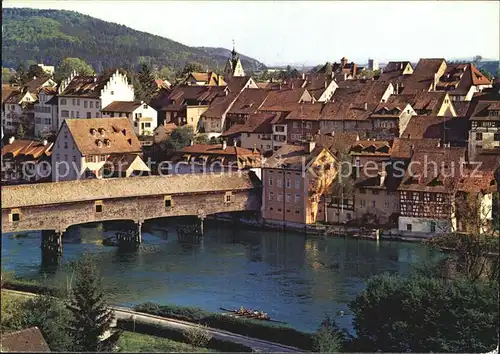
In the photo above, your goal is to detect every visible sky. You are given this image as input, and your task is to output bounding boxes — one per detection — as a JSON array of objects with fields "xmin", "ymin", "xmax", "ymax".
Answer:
[{"xmin": 4, "ymin": 0, "xmax": 500, "ymax": 66}]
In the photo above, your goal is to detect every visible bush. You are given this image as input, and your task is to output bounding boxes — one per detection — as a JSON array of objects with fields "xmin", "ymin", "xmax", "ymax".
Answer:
[
  {"xmin": 2, "ymin": 278, "xmax": 60, "ymax": 297},
  {"xmin": 183, "ymin": 326, "xmax": 212, "ymax": 347},
  {"xmin": 349, "ymin": 273, "xmax": 499, "ymax": 353},
  {"xmin": 313, "ymin": 315, "xmax": 346, "ymax": 352},
  {"xmin": 116, "ymin": 318, "xmax": 252, "ymax": 352},
  {"xmin": 133, "ymin": 302, "xmax": 314, "ymax": 350}
]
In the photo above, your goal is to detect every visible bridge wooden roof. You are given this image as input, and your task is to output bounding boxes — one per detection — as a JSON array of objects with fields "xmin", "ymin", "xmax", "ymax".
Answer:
[{"xmin": 1, "ymin": 173, "xmax": 257, "ymax": 209}]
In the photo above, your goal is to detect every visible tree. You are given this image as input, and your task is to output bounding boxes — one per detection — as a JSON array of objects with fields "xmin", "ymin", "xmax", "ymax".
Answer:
[
  {"xmin": 159, "ymin": 66, "xmax": 175, "ymax": 81},
  {"xmin": 194, "ymin": 133, "xmax": 210, "ymax": 145},
  {"xmin": 2, "ymin": 67, "xmax": 13, "ymax": 84},
  {"xmin": 473, "ymin": 55, "xmax": 483, "ymax": 64},
  {"xmin": 67, "ymin": 253, "xmax": 121, "ymax": 352},
  {"xmin": 136, "ymin": 63, "xmax": 158, "ymax": 103},
  {"xmin": 159, "ymin": 125, "xmax": 195, "ymax": 158},
  {"xmin": 1, "ymin": 290, "xmax": 73, "ymax": 351},
  {"xmin": 182, "ymin": 62, "xmax": 204, "ymax": 75},
  {"xmin": 480, "ymin": 68, "xmax": 493, "ymax": 81},
  {"xmin": 349, "ymin": 274, "xmax": 499, "ymax": 353},
  {"xmin": 55, "ymin": 57, "xmax": 94, "ymax": 81},
  {"xmin": 313, "ymin": 315, "xmax": 346, "ymax": 352}
]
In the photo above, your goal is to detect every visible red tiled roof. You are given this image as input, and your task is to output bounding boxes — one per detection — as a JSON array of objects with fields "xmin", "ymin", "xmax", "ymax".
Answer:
[
  {"xmin": 399, "ymin": 146, "xmax": 467, "ymax": 192},
  {"xmin": 222, "ymin": 112, "xmax": 277, "ymax": 136},
  {"xmin": 60, "ymin": 74, "xmax": 113, "ymax": 97},
  {"xmin": 102, "ymin": 100, "xmax": 145, "ymax": 113},
  {"xmin": 401, "ymin": 115, "xmax": 468, "ymax": 143},
  {"xmin": 285, "ymin": 103, "xmax": 325, "ymax": 121},
  {"xmin": 228, "ymin": 89, "xmax": 269, "ymax": 115},
  {"xmin": 391, "ymin": 138, "xmax": 441, "ymax": 159},
  {"xmin": 2, "ymin": 139, "xmax": 53, "ymax": 159},
  {"xmin": 402, "ymin": 58, "xmax": 446, "ymax": 93},
  {"xmin": 0, "ymin": 327, "xmax": 51, "ymax": 352}
]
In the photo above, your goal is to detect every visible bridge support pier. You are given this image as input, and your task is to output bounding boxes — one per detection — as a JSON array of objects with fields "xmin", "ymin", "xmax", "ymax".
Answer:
[
  {"xmin": 41, "ymin": 230, "xmax": 63, "ymax": 266},
  {"xmin": 136, "ymin": 221, "xmax": 143, "ymax": 244},
  {"xmin": 199, "ymin": 217, "xmax": 205, "ymax": 236}
]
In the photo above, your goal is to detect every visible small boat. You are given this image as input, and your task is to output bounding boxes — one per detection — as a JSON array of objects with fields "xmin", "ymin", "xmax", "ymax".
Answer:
[{"xmin": 219, "ymin": 307, "xmax": 287, "ymax": 324}]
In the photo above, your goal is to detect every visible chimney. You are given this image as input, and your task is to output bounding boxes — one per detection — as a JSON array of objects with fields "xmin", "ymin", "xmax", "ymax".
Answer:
[
  {"xmin": 306, "ymin": 140, "xmax": 316, "ymax": 153},
  {"xmin": 190, "ymin": 140, "xmax": 194, "ymax": 146},
  {"xmin": 291, "ymin": 83, "xmax": 294, "ymax": 89},
  {"xmin": 364, "ymin": 102, "xmax": 368, "ymax": 110},
  {"xmin": 8, "ymin": 136, "xmax": 15, "ymax": 144},
  {"xmin": 233, "ymin": 140, "xmax": 237, "ymax": 147},
  {"xmin": 42, "ymin": 139, "xmax": 48, "ymax": 146},
  {"xmin": 437, "ymin": 140, "xmax": 441, "ymax": 148},
  {"xmin": 324, "ymin": 81, "xmax": 327, "ymax": 89},
  {"xmin": 302, "ymin": 73, "xmax": 305, "ymax": 80},
  {"xmin": 94, "ymin": 77, "xmax": 97, "ymax": 83},
  {"xmin": 222, "ymin": 140, "xmax": 227, "ymax": 150},
  {"xmin": 410, "ymin": 144, "xmax": 415, "ymax": 157},
  {"xmin": 279, "ymin": 83, "xmax": 282, "ymax": 90},
  {"xmin": 252, "ymin": 144, "xmax": 257, "ymax": 153}
]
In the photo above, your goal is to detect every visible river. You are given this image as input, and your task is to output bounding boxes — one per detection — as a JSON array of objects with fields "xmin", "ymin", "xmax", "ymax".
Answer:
[{"xmin": 1, "ymin": 217, "xmax": 441, "ymax": 333}]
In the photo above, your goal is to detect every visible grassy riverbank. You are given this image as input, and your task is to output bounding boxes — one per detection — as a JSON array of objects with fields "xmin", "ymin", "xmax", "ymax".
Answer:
[
  {"xmin": 0, "ymin": 290, "xmax": 215, "ymax": 352},
  {"xmin": 134, "ymin": 302, "xmax": 315, "ymax": 350},
  {"xmin": 118, "ymin": 331, "xmax": 213, "ymax": 353}
]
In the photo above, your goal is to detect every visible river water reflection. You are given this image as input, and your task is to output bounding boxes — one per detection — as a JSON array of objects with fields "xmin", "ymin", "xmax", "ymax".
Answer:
[{"xmin": 1, "ymin": 218, "xmax": 440, "ymax": 332}]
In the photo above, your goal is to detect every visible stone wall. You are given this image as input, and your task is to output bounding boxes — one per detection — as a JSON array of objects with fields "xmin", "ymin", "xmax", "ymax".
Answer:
[{"xmin": 2, "ymin": 190, "xmax": 259, "ymax": 234}]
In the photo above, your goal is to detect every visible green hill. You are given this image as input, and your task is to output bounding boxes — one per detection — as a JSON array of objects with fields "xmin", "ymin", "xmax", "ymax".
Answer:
[{"xmin": 2, "ymin": 8, "xmax": 266, "ymax": 73}]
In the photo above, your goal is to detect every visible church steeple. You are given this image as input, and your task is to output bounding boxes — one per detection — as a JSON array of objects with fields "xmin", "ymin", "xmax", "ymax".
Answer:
[
  {"xmin": 231, "ymin": 39, "xmax": 237, "ymax": 62},
  {"xmin": 225, "ymin": 39, "xmax": 245, "ymax": 78}
]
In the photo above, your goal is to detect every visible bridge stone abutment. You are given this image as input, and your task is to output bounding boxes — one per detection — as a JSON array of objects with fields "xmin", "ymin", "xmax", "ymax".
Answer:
[{"xmin": 41, "ymin": 229, "xmax": 64, "ymax": 266}]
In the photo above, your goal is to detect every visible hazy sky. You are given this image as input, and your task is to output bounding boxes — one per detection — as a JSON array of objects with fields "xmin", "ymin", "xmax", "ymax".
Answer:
[{"xmin": 4, "ymin": 0, "xmax": 500, "ymax": 66}]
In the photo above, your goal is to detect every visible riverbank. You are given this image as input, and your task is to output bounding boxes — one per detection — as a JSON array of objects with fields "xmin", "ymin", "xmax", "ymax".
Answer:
[
  {"xmin": 208, "ymin": 214, "xmax": 433, "ymax": 243},
  {"xmin": 1, "ymin": 284, "xmax": 308, "ymax": 351}
]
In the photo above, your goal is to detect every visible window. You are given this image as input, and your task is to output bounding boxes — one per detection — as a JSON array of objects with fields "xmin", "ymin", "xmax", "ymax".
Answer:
[
  {"xmin": 224, "ymin": 191, "xmax": 232, "ymax": 203},
  {"xmin": 384, "ymin": 201, "xmax": 390, "ymax": 209},
  {"xmin": 72, "ymin": 156, "xmax": 76, "ymax": 162},
  {"xmin": 61, "ymin": 110, "xmax": 69, "ymax": 118},
  {"xmin": 372, "ymin": 190, "xmax": 379, "ymax": 195},
  {"xmin": 293, "ymin": 122, "xmax": 298, "ymax": 128},
  {"xmin": 96, "ymin": 112, "xmax": 100, "ymax": 118},
  {"xmin": 71, "ymin": 111, "xmax": 74, "ymax": 118},
  {"xmin": 111, "ymin": 91, "xmax": 115, "ymax": 95},
  {"xmin": 269, "ymin": 207, "xmax": 274, "ymax": 211},
  {"xmin": 360, "ymin": 200, "xmax": 366, "ymax": 208},
  {"xmin": 286, "ymin": 178, "xmax": 291, "ymax": 188},
  {"xmin": 430, "ymin": 221, "xmax": 436, "ymax": 233},
  {"xmin": 11, "ymin": 212, "xmax": 20, "ymax": 222},
  {"xmin": 64, "ymin": 154, "xmax": 68, "ymax": 161},
  {"xmin": 306, "ymin": 122, "xmax": 312, "ymax": 129},
  {"xmin": 90, "ymin": 101, "xmax": 94, "ymax": 108},
  {"xmin": 84, "ymin": 101, "xmax": 88, "ymax": 108},
  {"xmin": 64, "ymin": 142, "xmax": 68, "ymax": 149},
  {"xmin": 96, "ymin": 102, "xmax": 100, "ymax": 109},
  {"xmin": 269, "ymin": 192, "xmax": 274, "ymax": 200},
  {"xmin": 295, "ymin": 180, "xmax": 300, "ymax": 189},
  {"xmin": 274, "ymin": 125, "xmax": 285, "ymax": 132},
  {"xmin": 359, "ymin": 189, "xmax": 366, "ymax": 194},
  {"xmin": 95, "ymin": 204, "xmax": 103, "ymax": 213},
  {"xmin": 164, "ymin": 196, "xmax": 172, "ymax": 208},
  {"xmin": 286, "ymin": 193, "xmax": 291, "ymax": 202},
  {"xmin": 87, "ymin": 112, "xmax": 91, "ymax": 118},
  {"xmin": 476, "ymin": 132, "xmax": 483, "ymax": 141},
  {"xmin": 277, "ymin": 179, "xmax": 282, "ymax": 188},
  {"xmin": 269, "ymin": 177, "xmax": 273, "ymax": 186},
  {"xmin": 44, "ymin": 118, "xmax": 51, "ymax": 124},
  {"xmin": 406, "ymin": 224, "xmax": 412, "ymax": 231},
  {"xmin": 494, "ymin": 133, "xmax": 500, "ymax": 141},
  {"xmin": 295, "ymin": 194, "xmax": 300, "ymax": 203},
  {"xmin": 77, "ymin": 99, "xmax": 80, "ymax": 106},
  {"xmin": 61, "ymin": 99, "xmax": 67, "ymax": 105},
  {"xmin": 143, "ymin": 104, "xmax": 148, "ymax": 109},
  {"xmin": 72, "ymin": 99, "xmax": 76, "ymax": 105},
  {"xmin": 372, "ymin": 201, "xmax": 376, "ymax": 208},
  {"xmin": 145, "ymin": 123, "xmax": 151, "ymax": 128},
  {"xmin": 277, "ymin": 194, "xmax": 283, "ymax": 202},
  {"xmin": 76, "ymin": 111, "xmax": 80, "ymax": 118},
  {"xmin": 295, "ymin": 210, "xmax": 300, "ymax": 214}
]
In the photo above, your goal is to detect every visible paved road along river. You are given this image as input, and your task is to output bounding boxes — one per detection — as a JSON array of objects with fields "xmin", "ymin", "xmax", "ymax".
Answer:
[{"xmin": 1, "ymin": 217, "xmax": 441, "ymax": 333}]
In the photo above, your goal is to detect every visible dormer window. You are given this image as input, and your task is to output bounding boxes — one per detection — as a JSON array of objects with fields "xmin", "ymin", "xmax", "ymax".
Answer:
[
  {"xmin": 98, "ymin": 128, "xmax": 106, "ymax": 136},
  {"xmin": 96, "ymin": 139, "xmax": 103, "ymax": 147},
  {"xmin": 104, "ymin": 139, "xmax": 111, "ymax": 147},
  {"xmin": 488, "ymin": 110, "xmax": 499, "ymax": 117},
  {"xmin": 111, "ymin": 91, "xmax": 115, "ymax": 95},
  {"xmin": 90, "ymin": 128, "xmax": 96, "ymax": 136}
]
